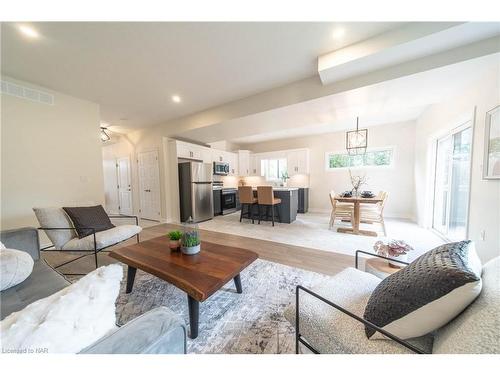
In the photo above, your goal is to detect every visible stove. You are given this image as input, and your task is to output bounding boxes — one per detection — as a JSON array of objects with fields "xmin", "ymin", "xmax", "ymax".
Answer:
[{"xmin": 213, "ymin": 182, "xmax": 238, "ymax": 215}]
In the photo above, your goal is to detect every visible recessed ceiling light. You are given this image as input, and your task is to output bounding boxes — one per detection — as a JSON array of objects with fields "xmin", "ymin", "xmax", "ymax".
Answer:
[
  {"xmin": 18, "ymin": 24, "xmax": 39, "ymax": 39},
  {"xmin": 332, "ymin": 28, "xmax": 345, "ymax": 40},
  {"xmin": 171, "ymin": 95, "xmax": 181, "ymax": 103}
]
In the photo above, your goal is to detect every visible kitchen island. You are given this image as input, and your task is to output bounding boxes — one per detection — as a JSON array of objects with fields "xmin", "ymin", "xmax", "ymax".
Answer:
[{"xmin": 249, "ymin": 187, "xmax": 299, "ymax": 224}]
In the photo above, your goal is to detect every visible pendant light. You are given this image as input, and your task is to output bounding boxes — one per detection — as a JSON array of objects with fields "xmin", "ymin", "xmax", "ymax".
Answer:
[{"xmin": 346, "ymin": 117, "xmax": 368, "ymax": 155}]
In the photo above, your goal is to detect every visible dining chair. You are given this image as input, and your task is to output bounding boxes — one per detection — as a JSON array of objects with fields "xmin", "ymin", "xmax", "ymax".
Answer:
[
  {"xmin": 328, "ymin": 190, "xmax": 354, "ymax": 229},
  {"xmin": 360, "ymin": 191, "xmax": 388, "ymax": 235},
  {"xmin": 238, "ymin": 186, "xmax": 257, "ymax": 223},
  {"xmin": 256, "ymin": 186, "xmax": 281, "ymax": 226}
]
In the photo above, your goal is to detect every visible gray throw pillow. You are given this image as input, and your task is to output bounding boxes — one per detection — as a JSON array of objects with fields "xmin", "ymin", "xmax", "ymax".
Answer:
[
  {"xmin": 63, "ymin": 205, "xmax": 115, "ymax": 239},
  {"xmin": 363, "ymin": 241, "xmax": 482, "ymax": 340}
]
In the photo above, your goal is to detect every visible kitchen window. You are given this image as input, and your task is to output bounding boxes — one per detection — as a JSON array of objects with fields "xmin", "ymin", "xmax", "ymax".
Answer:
[
  {"xmin": 325, "ymin": 148, "xmax": 394, "ymax": 170},
  {"xmin": 261, "ymin": 158, "xmax": 287, "ymax": 181}
]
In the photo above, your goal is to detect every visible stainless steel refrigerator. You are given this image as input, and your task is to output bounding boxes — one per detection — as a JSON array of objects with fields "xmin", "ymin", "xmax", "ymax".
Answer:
[{"xmin": 178, "ymin": 161, "xmax": 214, "ymax": 223}]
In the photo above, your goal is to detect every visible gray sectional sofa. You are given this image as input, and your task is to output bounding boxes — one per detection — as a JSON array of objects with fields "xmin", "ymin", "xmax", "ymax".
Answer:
[{"xmin": 0, "ymin": 227, "xmax": 187, "ymax": 354}]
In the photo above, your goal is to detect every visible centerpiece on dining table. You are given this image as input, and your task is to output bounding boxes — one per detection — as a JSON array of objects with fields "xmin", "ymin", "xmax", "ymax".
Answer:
[{"xmin": 349, "ymin": 169, "xmax": 368, "ymax": 197}]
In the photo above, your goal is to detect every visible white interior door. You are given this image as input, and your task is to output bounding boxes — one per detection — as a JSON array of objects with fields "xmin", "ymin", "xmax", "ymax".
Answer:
[
  {"xmin": 117, "ymin": 157, "xmax": 133, "ymax": 215},
  {"xmin": 138, "ymin": 150, "xmax": 161, "ymax": 221}
]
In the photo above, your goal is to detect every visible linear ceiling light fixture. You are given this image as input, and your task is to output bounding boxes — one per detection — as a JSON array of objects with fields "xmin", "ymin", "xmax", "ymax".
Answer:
[{"xmin": 346, "ymin": 117, "xmax": 368, "ymax": 155}]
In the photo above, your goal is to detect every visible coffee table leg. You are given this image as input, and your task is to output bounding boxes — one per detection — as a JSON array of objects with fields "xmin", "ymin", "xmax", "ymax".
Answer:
[
  {"xmin": 126, "ymin": 266, "xmax": 137, "ymax": 294},
  {"xmin": 187, "ymin": 295, "xmax": 199, "ymax": 339},
  {"xmin": 234, "ymin": 274, "xmax": 243, "ymax": 293}
]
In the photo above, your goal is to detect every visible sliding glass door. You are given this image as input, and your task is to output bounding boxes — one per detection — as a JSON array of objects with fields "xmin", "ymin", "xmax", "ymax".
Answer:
[{"xmin": 433, "ymin": 123, "xmax": 472, "ymax": 241}]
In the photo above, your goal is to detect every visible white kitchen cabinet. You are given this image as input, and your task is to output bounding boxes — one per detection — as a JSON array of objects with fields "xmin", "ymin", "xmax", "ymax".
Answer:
[
  {"xmin": 287, "ymin": 149, "xmax": 309, "ymax": 176},
  {"xmin": 200, "ymin": 148, "xmax": 212, "ymax": 164},
  {"xmin": 238, "ymin": 150, "xmax": 251, "ymax": 177},
  {"xmin": 176, "ymin": 141, "xmax": 202, "ymax": 160},
  {"xmin": 249, "ymin": 154, "xmax": 261, "ymax": 176},
  {"xmin": 211, "ymin": 149, "xmax": 226, "ymax": 163},
  {"xmin": 227, "ymin": 152, "xmax": 238, "ymax": 176}
]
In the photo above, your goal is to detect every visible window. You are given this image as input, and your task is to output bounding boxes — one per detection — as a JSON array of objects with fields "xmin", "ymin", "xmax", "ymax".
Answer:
[
  {"xmin": 432, "ymin": 123, "xmax": 472, "ymax": 241},
  {"xmin": 261, "ymin": 158, "xmax": 287, "ymax": 181},
  {"xmin": 325, "ymin": 148, "xmax": 393, "ymax": 170}
]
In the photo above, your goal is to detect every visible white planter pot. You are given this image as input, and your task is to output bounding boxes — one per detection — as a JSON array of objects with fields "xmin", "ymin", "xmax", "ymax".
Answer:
[
  {"xmin": 388, "ymin": 253, "xmax": 408, "ymax": 268},
  {"xmin": 181, "ymin": 244, "xmax": 201, "ymax": 255}
]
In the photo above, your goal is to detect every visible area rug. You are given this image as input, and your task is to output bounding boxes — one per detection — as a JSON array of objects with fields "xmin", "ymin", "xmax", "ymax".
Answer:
[{"xmin": 115, "ymin": 259, "xmax": 332, "ymax": 354}]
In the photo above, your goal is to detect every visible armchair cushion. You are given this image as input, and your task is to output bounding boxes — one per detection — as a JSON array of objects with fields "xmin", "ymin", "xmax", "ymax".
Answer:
[
  {"xmin": 62, "ymin": 225, "xmax": 142, "ymax": 251},
  {"xmin": 364, "ymin": 241, "xmax": 482, "ymax": 340},
  {"xmin": 33, "ymin": 207, "xmax": 77, "ymax": 249},
  {"xmin": 433, "ymin": 256, "xmax": 500, "ymax": 354},
  {"xmin": 63, "ymin": 205, "xmax": 114, "ymax": 239},
  {"xmin": 284, "ymin": 267, "xmax": 433, "ymax": 354}
]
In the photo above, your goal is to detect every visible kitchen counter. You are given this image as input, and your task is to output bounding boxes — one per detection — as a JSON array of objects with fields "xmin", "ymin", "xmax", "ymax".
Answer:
[{"xmin": 250, "ymin": 187, "xmax": 299, "ymax": 191}]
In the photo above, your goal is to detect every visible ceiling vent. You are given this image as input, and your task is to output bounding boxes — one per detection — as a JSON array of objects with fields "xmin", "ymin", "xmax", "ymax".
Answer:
[{"xmin": 0, "ymin": 80, "xmax": 54, "ymax": 105}]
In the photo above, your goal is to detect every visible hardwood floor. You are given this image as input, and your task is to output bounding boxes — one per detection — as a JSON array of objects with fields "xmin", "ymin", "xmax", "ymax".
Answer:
[{"xmin": 43, "ymin": 223, "xmax": 354, "ymax": 277}]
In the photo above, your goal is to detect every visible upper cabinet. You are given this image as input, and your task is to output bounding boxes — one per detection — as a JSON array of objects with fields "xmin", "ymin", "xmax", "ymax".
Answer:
[
  {"xmin": 249, "ymin": 154, "xmax": 261, "ymax": 176},
  {"xmin": 287, "ymin": 149, "xmax": 309, "ymax": 176},
  {"xmin": 238, "ymin": 150, "xmax": 251, "ymax": 177},
  {"xmin": 211, "ymin": 149, "xmax": 226, "ymax": 163},
  {"xmin": 175, "ymin": 140, "xmax": 308, "ymax": 178},
  {"xmin": 175, "ymin": 140, "xmax": 212, "ymax": 164}
]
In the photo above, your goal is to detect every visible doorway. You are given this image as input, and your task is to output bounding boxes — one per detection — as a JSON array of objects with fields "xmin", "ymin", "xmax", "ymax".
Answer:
[
  {"xmin": 432, "ymin": 122, "xmax": 473, "ymax": 241},
  {"xmin": 102, "ymin": 155, "xmax": 133, "ymax": 215},
  {"xmin": 138, "ymin": 150, "xmax": 161, "ymax": 221},
  {"xmin": 116, "ymin": 157, "xmax": 133, "ymax": 215}
]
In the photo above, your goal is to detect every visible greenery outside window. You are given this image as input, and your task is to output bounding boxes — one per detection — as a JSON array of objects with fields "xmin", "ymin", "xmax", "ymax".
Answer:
[
  {"xmin": 325, "ymin": 148, "xmax": 394, "ymax": 170},
  {"xmin": 261, "ymin": 158, "xmax": 287, "ymax": 181}
]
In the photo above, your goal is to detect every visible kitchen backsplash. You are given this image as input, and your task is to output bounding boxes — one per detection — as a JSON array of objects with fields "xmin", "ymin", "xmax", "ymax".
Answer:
[
  {"xmin": 241, "ymin": 174, "xmax": 309, "ymax": 188},
  {"xmin": 217, "ymin": 174, "xmax": 309, "ymax": 188}
]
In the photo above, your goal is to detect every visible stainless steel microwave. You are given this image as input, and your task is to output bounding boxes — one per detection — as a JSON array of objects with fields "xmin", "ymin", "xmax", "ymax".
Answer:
[{"xmin": 213, "ymin": 161, "xmax": 229, "ymax": 175}]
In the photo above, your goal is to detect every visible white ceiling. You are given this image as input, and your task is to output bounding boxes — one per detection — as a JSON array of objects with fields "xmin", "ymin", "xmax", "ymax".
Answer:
[
  {"xmin": 1, "ymin": 22, "xmax": 402, "ymax": 131},
  {"xmin": 176, "ymin": 53, "xmax": 500, "ymax": 145}
]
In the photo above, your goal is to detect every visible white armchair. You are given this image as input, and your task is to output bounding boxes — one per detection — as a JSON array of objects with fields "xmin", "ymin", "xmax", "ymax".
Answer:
[{"xmin": 33, "ymin": 207, "xmax": 142, "ymax": 275}]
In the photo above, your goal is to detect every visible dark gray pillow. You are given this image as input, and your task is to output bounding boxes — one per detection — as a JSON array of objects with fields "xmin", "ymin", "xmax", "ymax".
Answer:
[
  {"xmin": 63, "ymin": 205, "xmax": 115, "ymax": 239},
  {"xmin": 363, "ymin": 241, "xmax": 482, "ymax": 340}
]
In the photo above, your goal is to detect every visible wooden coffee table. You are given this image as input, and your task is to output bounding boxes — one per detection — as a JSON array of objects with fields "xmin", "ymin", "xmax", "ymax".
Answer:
[{"xmin": 109, "ymin": 237, "xmax": 258, "ymax": 338}]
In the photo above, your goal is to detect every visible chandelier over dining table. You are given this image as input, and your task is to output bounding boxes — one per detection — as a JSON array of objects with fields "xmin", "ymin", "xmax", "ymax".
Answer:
[{"xmin": 346, "ymin": 117, "xmax": 368, "ymax": 155}]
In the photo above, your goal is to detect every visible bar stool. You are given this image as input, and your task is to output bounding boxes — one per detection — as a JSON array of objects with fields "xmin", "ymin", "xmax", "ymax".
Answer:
[
  {"xmin": 257, "ymin": 186, "xmax": 281, "ymax": 226},
  {"xmin": 238, "ymin": 186, "xmax": 257, "ymax": 223}
]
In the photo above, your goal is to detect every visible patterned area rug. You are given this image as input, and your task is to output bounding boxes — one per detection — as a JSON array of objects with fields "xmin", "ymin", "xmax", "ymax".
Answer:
[{"xmin": 115, "ymin": 259, "xmax": 331, "ymax": 354}]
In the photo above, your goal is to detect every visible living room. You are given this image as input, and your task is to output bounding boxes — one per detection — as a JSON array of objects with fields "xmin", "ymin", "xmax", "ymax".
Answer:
[{"xmin": 1, "ymin": 2, "xmax": 500, "ymax": 374}]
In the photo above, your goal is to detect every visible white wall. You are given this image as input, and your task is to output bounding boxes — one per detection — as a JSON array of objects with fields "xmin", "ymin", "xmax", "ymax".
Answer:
[
  {"xmin": 414, "ymin": 64, "xmax": 500, "ymax": 262},
  {"xmin": 245, "ymin": 121, "xmax": 417, "ymax": 219},
  {"xmin": 1, "ymin": 77, "xmax": 104, "ymax": 229}
]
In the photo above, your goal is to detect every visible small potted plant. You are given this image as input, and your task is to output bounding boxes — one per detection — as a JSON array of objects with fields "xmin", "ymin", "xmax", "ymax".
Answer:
[
  {"xmin": 167, "ymin": 230, "xmax": 182, "ymax": 251},
  {"xmin": 181, "ymin": 220, "xmax": 201, "ymax": 255},
  {"xmin": 373, "ymin": 240, "xmax": 413, "ymax": 268},
  {"xmin": 281, "ymin": 171, "xmax": 290, "ymax": 187}
]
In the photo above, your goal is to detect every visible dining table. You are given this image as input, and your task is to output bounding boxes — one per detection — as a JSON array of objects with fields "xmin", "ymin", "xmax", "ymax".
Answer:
[{"xmin": 334, "ymin": 195, "xmax": 384, "ymax": 236}]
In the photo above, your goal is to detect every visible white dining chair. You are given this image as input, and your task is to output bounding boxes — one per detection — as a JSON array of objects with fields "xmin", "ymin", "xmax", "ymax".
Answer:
[
  {"xmin": 329, "ymin": 191, "xmax": 354, "ymax": 229},
  {"xmin": 360, "ymin": 191, "xmax": 388, "ymax": 235}
]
